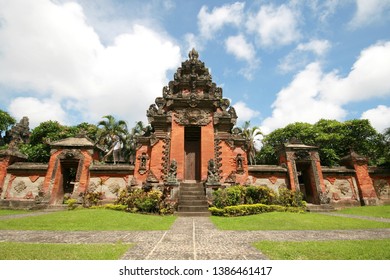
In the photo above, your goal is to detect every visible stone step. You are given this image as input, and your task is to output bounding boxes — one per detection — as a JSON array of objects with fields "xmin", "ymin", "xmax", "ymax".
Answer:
[
  {"xmin": 176, "ymin": 211, "xmax": 211, "ymax": 217},
  {"xmin": 179, "ymin": 195, "xmax": 206, "ymax": 201},
  {"xmin": 179, "ymin": 200, "xmax": 208, "ymax": 206},
  {"xmin": 178, "ymin": 205, "xmax": 209, "ymax": 212},
  {"xmin": 180, "ymin": 190, "xmax": 205, "ymax": 195},
  {"xmin": 306, "ymin": 204, "xmax": 335, "ymax": 212}
]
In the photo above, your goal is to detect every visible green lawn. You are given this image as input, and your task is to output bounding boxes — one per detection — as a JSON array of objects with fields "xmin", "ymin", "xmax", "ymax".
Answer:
[
  {"xmin": 337, "ymin": 205, "xmax": 390, "ymax": 218},
  {"xmin": 0, "ymin": 209, "xmax": 31, "ymax": 216},
  {"xmin": 0, "ymin": 209, "xmax": 176, "ymax": 231},
  {"xmin": 254, "ymin": 239, "xmax": 390, "ymax": 260},
  {"xmin": 210, "ymin": 212, "xmax": 390, "ymax": 230},
  {"xmin": 0, "ymin": 242, "xmax": 132, "ymax": 260}
]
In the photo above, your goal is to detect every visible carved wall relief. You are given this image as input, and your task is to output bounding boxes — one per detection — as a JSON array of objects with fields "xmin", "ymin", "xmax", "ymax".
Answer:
[
  {"xmin": 137, "ymin": 152, "xmax": 149, "ymax": 175},
  {"xmin": 174, "ymin": 109, "xmax": 211, "ymax": 126},
  {"xmin": 236, "ymin": 153, "xmax": 244, "ymax": 174}
]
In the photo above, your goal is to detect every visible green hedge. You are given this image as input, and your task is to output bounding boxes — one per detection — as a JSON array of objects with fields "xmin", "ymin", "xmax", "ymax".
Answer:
[
  {"xmin": 209, "ymin": 204, "xmax": 305, "ymax": 217},
  {"xmin": 211, "ymin": 185, "xmax": 305, "ymax": 209}
]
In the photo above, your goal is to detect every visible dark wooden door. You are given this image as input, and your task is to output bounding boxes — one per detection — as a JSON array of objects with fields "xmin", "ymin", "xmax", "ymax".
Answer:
[{"xmin": 185, "ymin": 140, "xmax": 200, "ymax": 181}]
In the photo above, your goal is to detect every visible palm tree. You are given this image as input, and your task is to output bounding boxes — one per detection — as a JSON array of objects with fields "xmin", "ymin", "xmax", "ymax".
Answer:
[
  {"xmin": 241, "ymin": 121, "xmax": 263, "ymax": 165},
  {"xmin": 123, "ymin": 121, "xmax": 149, "ymax": 163},
  {"xmin": 97, "ymin": 115, "xmax": 128, "ymax": 162}
]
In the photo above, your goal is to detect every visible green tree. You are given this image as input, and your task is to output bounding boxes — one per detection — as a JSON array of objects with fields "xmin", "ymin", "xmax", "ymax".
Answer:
[
  {"xmin": 97, "ymin": 115, "xmax": 128, "ymax": 159},
  {"xmin": 20, "ymin": 120, "xmax": 78, "ymax": 162},
  {"xmin": 123, "ymin": 121, "xmax": 148, "ymax": 162},
  {"xmin": 258, "ymin": 119, "xmax": 382, "ymax": 167},
  {"xmin": 379, "ymin": 127, "xmax": 390, "ymax": 166},
  {"xmin": 0, "ymin": 110, "xmax": 16, "ymax": 143},
  {"xmin": 257, "ymin": 122, "xmax": 314, "ymax": 165},
  {"xmin": 241, "ymin": 121, "xmax": 262, "ymax": 165}
]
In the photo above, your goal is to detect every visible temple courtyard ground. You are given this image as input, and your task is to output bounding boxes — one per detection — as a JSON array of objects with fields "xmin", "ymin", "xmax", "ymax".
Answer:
[{"xmin": 0, "ymin": 210, "xmax": 389, "ymax": 260}]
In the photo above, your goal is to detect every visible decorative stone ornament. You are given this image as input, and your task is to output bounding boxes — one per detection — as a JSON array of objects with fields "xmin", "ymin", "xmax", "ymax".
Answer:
[{"xmin": 137, "ymin": 152, "xmax": 149, "ymax": 175}]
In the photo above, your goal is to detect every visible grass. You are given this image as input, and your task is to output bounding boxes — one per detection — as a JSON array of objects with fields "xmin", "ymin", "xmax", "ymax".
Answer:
[
  {"xmin": 0, "ymin": 208, "xmax": 176, "ymax": 231},
  {"xmin": 337, "ymin": 205, "xmax": 390, "ymax": 218},
  {"xmin": 0, "ymin": 209, "xmax": 31, "ymax": 217},
  {"xmin": 210, "ymin": 212, "xmax": 390, "ymax": 230},
  {"xmin": 0, "ymin": 242, "xmax": 132, "ymax": 260},
  {"xmin": 0, "ymin": 209, "xmax": 31, "ymax": 216},
  {"xmin": 254, "ymin": 239, "xmax": 390, "ymax": 260}
]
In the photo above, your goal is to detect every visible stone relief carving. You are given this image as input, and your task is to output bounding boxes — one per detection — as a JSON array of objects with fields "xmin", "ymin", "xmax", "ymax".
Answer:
[
  {"xmin": 236, "ymin": 153, "xmax": 244, "ymax": 174},
  {"xmin": 374, "ymin": 179, "xmax": 390, "ymax": 198},
  {"xmin": 165, "ymin": 159, "xmax": 178, "ymax": 185},
  {"xmin": 108, "ymin": 183, "xmax": 120, "ymax": 194},
  {"xmin": 146, "ymin": 170, "xmax": 159, "ymax": 183},
  {"xmin": 224, "ymin": 171, "xmax": 236, "ymax": 184},
  {"xmin": 13, "ymin": 181, "xmax": 27, "ymax": 193},
  {"xmin": 295, "ymin": 150, "xmax": 310, "ymax": 161},
  {"xmin": 174, "ymin": 109, "xmax": 211, "ymax": 126},
  {"xmin": 137, "ymin": 152, "xmax": 149, "ymax": 175}
]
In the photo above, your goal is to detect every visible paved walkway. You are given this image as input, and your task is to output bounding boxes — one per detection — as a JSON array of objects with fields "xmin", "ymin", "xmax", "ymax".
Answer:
[{"xmin": 1, "ymin": 212, "xmax": 390, "ymax": 260}]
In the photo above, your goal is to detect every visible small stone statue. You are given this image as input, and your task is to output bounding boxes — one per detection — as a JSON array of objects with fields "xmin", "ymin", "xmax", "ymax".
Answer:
[
  {"xmin": 236, "ymin": 154, "xmax": 244, "ymax": 173},
  {"xmin": 166, "ymin": 159, "xmax": 178, "ymax": 184},
  {"xmin": 206, "ymin": 159, "xmax": 220, "ymax": 185},
  {"xmin": 137, "ymin": 152, "xmax": 149, "ymax": 175}
]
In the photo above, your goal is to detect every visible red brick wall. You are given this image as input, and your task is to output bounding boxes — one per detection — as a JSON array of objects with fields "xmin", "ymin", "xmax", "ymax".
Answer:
[
  {"xmin": 134, "ymin": 145, "xmax": 149, "ymax": 183},
  {"xmin": 150, "ymin": 140, "xmax": 164, "ymax": 181},
  {"xmin": 0, "ymin": 157, "xmax": 10, "ymax": 191},
  {"xmin": 354, "ymin": 163, "xmax": 377, "ymax": 200},
  {"xmin": 200, "ymin": 121, "xmax": 214, "ymax": 181},
  {"xmin": 170, "ymin": 118, "xmax": 185, "ymax": 181}
]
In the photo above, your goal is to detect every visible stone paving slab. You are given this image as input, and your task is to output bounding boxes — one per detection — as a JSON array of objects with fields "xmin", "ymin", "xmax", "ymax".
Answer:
[{"xmin": 1, "ymin": 215, "xmax": 390, "ymax": 260}]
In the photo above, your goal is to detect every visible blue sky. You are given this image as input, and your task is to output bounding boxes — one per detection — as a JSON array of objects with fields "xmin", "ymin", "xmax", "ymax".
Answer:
[{"xmin": 0, "ymin": 0, "xmax": 389, "ymax": 134}]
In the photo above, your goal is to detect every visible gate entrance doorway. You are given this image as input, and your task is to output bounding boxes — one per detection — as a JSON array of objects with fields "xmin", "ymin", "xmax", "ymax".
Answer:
[
  {"xmin": 184, "ymin": 127, "xmax": 201, "ymax": 181},
  {"xmin": 296, "ymin": 162, "xmax": 317, "ymax": 204},
  {"xmin": 60, "ymin": 161, "xmax": 79, "ymax": 203}
]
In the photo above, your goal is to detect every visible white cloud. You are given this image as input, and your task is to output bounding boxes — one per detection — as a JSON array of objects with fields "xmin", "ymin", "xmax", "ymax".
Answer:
[
  {"xmin": 9, "ymin": 97, "xmax": 68, "ymax": 128},
  {"xmin": 263, "ymin": 41, "xmax": 390, "ymax": 133},
  {"xmin": 361, "ymin": 105, "xmax": 390, "ymax": 133},
  {"xmin": 225, "ymin": 34, "xmax": 255, "ymax": 62},
  {"xmin": 225, "ymin": 34, "xmax": 260, "ymax": 80},
  {"xmin": 246, "ymin": 4, "xmax": 301, "ymax": 47},
  {"xmin": 324, "ymin": 41, "xmax": 390, "ymax": 104},
  {"xmin": 296, "ymin": 39, "xmax": 331, "ymax": 56},
  {"xmin": 198, "ymin": 2, "xmax": 245, "ymax": 39},
  {"xmin": 0, "ymin": 0, "xmax": 181, "ymax": 128},
  {"xmin": 262, "ymin": 63, "xmax": 346, "ymax": 133},
  {"xmin": 305, "ymin": 0, "xmax": 341, "ymax": 23},
  {"xmin": 232, "ymin": 101, "xmax": 261, "ymax": 125},
  {"xmin": 279, "ymin": 39, "xmax": 331, "ymax": 73},
  {"xmin": 349, "ymin": 0, "xmax": 390, "ymax": 28}
]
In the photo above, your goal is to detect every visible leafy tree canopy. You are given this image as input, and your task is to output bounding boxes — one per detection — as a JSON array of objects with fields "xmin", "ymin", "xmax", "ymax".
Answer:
[
  {"xmin": 257, "ymin": 119, "xmax": 384, "ymax": 167},
  {"xmin": 0, "ymin": 110, "xmax": 16, "ymax": 137},
  {"xmin": 20, "ymin": 120, "xmax": 99, "ymax": 163}
]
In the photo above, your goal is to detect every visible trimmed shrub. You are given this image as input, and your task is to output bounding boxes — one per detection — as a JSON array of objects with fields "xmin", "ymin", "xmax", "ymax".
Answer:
[
  {"xmin": 277, "ymin": 187, "xmax": 305, "ymax": 207},
  {"xmin": 115, "ymin": 189, "xmax": 168, "ymax": 214},
  {"xmin": 244, "ymin": 186, "xmax": 276, "ymax": 205},
  {"xmin": 209, "ymin": 204, "xmax": 305, "ymax": 216},
  {"xmin": 212, "ymin": 185, "xmax": 245, "ymax": 208}
]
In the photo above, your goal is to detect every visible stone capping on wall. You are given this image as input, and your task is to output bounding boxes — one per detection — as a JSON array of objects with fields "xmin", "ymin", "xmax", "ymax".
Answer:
[
  {"xmin": 321, "ymin": 166, "xmax": 356, "ymax": 174},
  {"xmin": 89, "ymin": 164, "xmax": 134, "ymax": 175},
  {"xmin": 248, "ymin": 165, "xmax": 288, "ymax": 173},
  {"xmin": 368, "ymin": 166, "xmax": 390, "ymax": 175},
  {"xmin": 7, "ymin": 162, "xmax": 49, "ymax": 172}
]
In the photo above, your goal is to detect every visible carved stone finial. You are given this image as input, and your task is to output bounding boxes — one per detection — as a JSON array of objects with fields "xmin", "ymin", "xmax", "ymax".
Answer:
[{"xmin": 188, "ymin": 48, "xmax": 199, "ymax": 61}]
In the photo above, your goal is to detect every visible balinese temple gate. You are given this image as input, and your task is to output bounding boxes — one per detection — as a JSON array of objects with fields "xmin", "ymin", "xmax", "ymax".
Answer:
[
  {"xmin": 0, "ymin": 49, "xmax": 389, "ymax": 213},
  {"xmin": 133, "ymin": 49, "xmax": 249, "ymax": 215}
]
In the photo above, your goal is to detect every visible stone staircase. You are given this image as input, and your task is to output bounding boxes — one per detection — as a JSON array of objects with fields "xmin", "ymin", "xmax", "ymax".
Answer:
[
  {"xmin": 306, "ymin": 203, "xmax": 335, "ymax": 212},
  {"xmin": 177, "ymin": 182, "xmax": 210, "ymax": 216}
]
